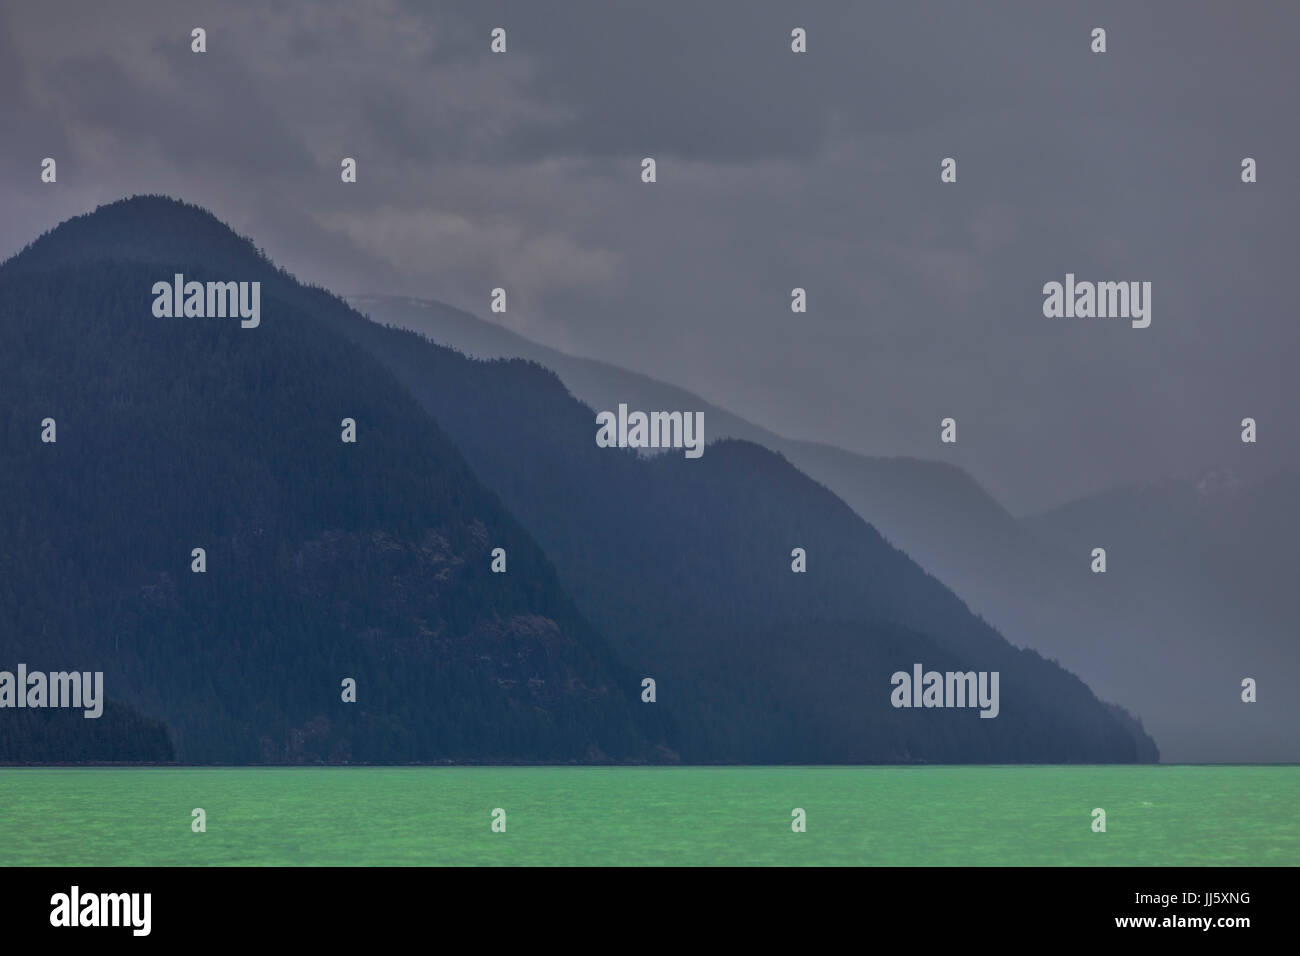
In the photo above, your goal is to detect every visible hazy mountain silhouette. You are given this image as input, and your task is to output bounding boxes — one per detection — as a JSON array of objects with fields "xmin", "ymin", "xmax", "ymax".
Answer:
[
  {"xmin": 353, "ymin": 293, "xmax": 1291, "ymax": 763},
  {"xmin": 0, "ymin": 197, "xmax": 1155, "ymax": 763},
  {"xmin": 0, "ymin": 197, "xmax": 669, "ymax": 763},
  {"xmin": 322, "ymin": 308, "xmax": 1154, "ymax": 763}
]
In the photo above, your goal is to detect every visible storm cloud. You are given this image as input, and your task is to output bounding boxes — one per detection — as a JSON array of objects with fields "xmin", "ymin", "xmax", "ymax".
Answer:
[{"xmin": 2, "ymin": 0, "xmax": 1295, "ymax": 510}]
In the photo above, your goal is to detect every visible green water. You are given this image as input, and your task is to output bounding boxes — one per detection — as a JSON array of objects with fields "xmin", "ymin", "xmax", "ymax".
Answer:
[{"xmin": 0, "ymin": 766, "xmax": 1294, "ymax": 866}]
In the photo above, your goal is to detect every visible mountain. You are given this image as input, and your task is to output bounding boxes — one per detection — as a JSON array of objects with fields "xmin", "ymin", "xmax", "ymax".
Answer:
[
  {"xmin": 1025, "ymin": 469, "xmax": 1300, "ymax": 763},
  {"xmin": 0, "ymin": 197, "xmax": 668, "ymax": 763},
  {"xmin": 352, "ymin": 293, "xmax": 1293, "ymax": 763},
  {"xmin": 1, "ymin": 701, "xmax": 174, "ymax": 763},
  {"xmin": 347, "ymin": 296, "xmax": 1165, "ymax": 754},
  {"xmin": 345, "ymin": 298, "xmax": 1090, "ymax": 620},
  {"xmin": 1, "ymin": 197, "xmax": 1153, "ymax": 764},
  {"xmin": 324, "ymin": 308, "xmax": 1154, "ymax": 763},
  {"xmin": 348, "ymin": 295, "xmax": 786, "ymax": 448}
]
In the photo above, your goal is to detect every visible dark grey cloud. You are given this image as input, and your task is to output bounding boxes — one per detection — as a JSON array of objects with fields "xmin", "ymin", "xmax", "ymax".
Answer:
[{"xmin": 2, "ymin": 0, "xmax": 1296, "ymax": 511}]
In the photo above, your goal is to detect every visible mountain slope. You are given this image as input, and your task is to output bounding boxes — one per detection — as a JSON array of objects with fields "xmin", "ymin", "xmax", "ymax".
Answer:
[
  {"xmin": 321, "ymin": 311, "xmax": 1154, "ymax": 763},
  {"xmin": 353, "ymin": 294, "xmax": 1172, "ymax": 759},
  {"xmin": 4, "ymin": 197, "xmax": 1155, "ymax": 763},
  {"xmin": 346, "ymin": 296, "xmax": 1095, "ymax": 637},
  {"xmin": 356, "ymin": 293, "xmax": 1298, "ymax": 763},
  {"xmin": 0, "ymin": 197, "xmax": 668, "ymax": 763}
]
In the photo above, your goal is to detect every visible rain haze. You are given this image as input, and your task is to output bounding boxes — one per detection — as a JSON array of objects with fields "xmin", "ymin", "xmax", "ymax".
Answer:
[{"xmin": 1, "ymin": 0, "xmax": 1296, "ymax": 512}]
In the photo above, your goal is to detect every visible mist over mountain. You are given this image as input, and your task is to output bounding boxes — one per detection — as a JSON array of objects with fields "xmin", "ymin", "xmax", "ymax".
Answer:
[
  {"xmin": 7, "ymin": 1, "xmax": 1296, "ymax": 520},
  {"xmin": 332, "ymin": 298, "xmax": 1155, "ymax": 764},
  {"xmin": 355, "ymin": 293, "xmax": 1291, "ymax": 762},
  {"xmin": 0, "ymin": 197, "xmax": 667, "ymax": 763},
  {"xmin": 1026, "ymin": 470, "xmax": 1300, "ymax": 763},
  {"xmin": 1, "ymin": 197, "xmax": 1158, "ymax": 764}
]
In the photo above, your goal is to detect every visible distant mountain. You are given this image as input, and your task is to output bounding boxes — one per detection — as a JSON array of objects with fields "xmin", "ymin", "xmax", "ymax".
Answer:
[
  {"xmin": 343, "ymin": 300, "xmax": 1105, "ymax": 641},
  {"xmin": 348, "ymin": 295, "xmax": 784, "ymax": 447},
  {"xmin": 345, "ymin": 300, "xmax": 1084, "ymax": 618},
  {"xmin": 0, "ymin": 197, "xmax": 1155, "ymax": 765},
  {"xmin": 0, "ymin": 197, "xmax": 668, "ymax": 763},
  {"xmin": 329, "ymin": 301, "xmax": 1154, "ymax": 762},
  {"xmin": 1025, "ymin": 469, "xmax": 1300, "ymax": 763},
  {"xmin": 352, "ymin": 293, "xmax": 1291, "ymax": 763}
]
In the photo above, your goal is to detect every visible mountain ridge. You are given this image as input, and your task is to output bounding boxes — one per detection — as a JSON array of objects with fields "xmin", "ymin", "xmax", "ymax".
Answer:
[
  {"xmin": 1, "ymin": 195, "xmax": 670, "ymax": 763},
  {"xmin": 1, "ymin": 196, "xmax": 1157, "ymax": 764},
  {"xmin": 351, "ymin": 290, "xmax": 1291, "ymax": 762}
]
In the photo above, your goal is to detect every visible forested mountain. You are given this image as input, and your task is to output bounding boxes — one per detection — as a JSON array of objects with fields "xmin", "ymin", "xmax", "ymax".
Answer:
[
  {"xmin": 360, "ymin": 292, "xmax": 1297, "ymax": 763},
  {"xmin": 338, "ymin": 295, "xmax": 1157, "ymax": 763},
  {"xmin": 0, "ymin": 702, "xmax": 174, "ymax": 763},
  {"xmin": 1, "ymin": 196, "xmax": 1155, "ymax": 764},
  {"xmin": 0, "ymin": 197, "xmax": 668, "ymax": 763},
  {"xmin": 354, "ymin": 294, "xmax": 1169, "ymax": 761},
  {"xmin": 330, "ymin": 348, "xmax": 1154, "ymax": 762}
]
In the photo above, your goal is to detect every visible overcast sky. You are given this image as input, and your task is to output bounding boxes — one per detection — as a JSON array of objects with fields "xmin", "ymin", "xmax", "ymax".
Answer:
[{"xmin": 3, "ymin": 0, "xmax": 1296, "ymax": 512}]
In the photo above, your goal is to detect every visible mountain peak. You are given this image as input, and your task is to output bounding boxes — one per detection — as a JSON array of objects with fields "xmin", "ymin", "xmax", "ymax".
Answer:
[{"xmin": 6, "ymin": 195, "xmax": 269, "ymax": 277}]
